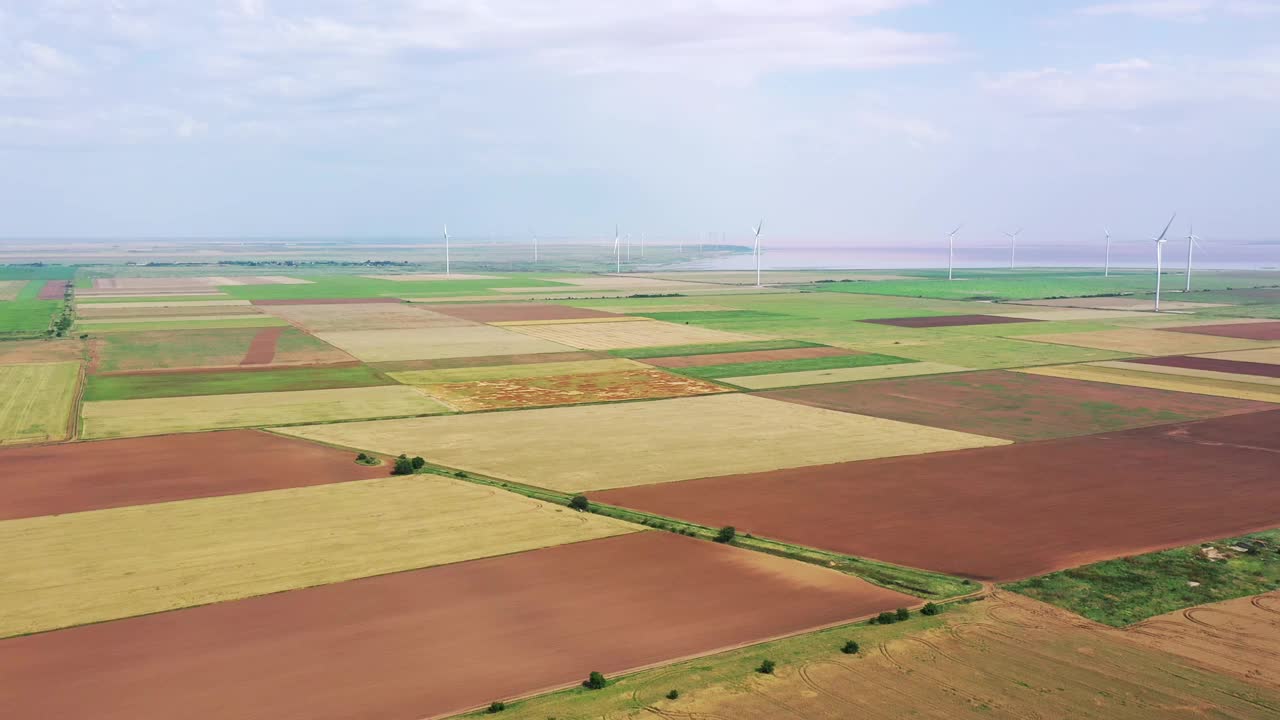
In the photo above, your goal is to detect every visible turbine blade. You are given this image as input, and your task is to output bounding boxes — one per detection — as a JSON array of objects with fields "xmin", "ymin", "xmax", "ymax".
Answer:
[{"xmin": 1157, "ymin": 212, "xmax": 1177, "ymax": 242}]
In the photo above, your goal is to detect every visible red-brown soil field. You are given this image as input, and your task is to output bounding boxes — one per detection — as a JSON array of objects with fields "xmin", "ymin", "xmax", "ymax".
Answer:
[
  {"xmin": 758, "ymin": 369, "xmax": 1270, "ymax": 441},
  {"xmin": 1163, "ymin": 321, "xmax": 1280, "ymax": 341},
  {"xmin": 0, "ymin": 430, "xmax": 387, "ymax": 520},
  {"xmin": 0, "ymin": 532, "xmax": 912, "ymax": 720},
  {"xmin": 239, "ymin": 327, "xmax": 284, "ymax": 365},
  {"xmin": 36, "ymin": 280, "xmax": 69, "ymax": 299},
  {"xmin": 1129, "ymin": 354, "xmax": 1280, "ymax": 378},
  {"xmin": 417, "ymin": 302, "xmax": 617, "ymax": 322},
  {"xmin": 0, "ymin": 339, "xmax": 83, "ymax": 365},
  {"xmin": 250, "ymin": 297, "xmax": 403, "ymax": 305},
  {"xmin": 862, "ymin": 314, "xmax": 1042, "ymax": 328},
  {"xmin": 596, "ymin": 411, "xmax": 1280, "ymax": 581},
  {"xmin": 643, "ymin": 346, "xmax": 856, "ymax": 368},
  {"xmin": 372, "ymin": 350, "xmax": 602, "ymax": 373}
]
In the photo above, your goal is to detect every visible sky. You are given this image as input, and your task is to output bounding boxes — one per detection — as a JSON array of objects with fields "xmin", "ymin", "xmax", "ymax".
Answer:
[{"xmin": 0, "ymin": 0, "xmax": 1277, "ymax": 245}]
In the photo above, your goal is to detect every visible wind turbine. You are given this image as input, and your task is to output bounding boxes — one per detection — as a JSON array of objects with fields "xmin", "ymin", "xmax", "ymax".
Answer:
[
  {"xmin": 946, "ymin": 225, "xmax": 962, "ymax": 281},
  {"xmin": 1004, "ymin": 227, "xmax": 1022, "ymax": 269},
  {"xmin": 752, "ymin": 220, "xmax": 764, "ymax": 287},
  {"xmin": 1184, "ymin": 223, "xmax": 1202, "ymax": 292},
  {"xmin": 1103, "ymin": 228, "xmax": 1112, "ymax": 277},
  {"xmin": 1151, "ymin": 212, "xmax": 1177, "ymax": 312},
  {"xmin": 532, "ymin": 231, "xmax": 538, "ymax": 264},
  {"xmin": 443, "ymin": 223, "xmax": 451, "ymax": 276},
  {"xmin": 613, "ymin": 225, "xmax": 621, "ymax": 275},
  {"xmin": 640, "ymin": 232, "xmax": 645, "ymax": 259}
]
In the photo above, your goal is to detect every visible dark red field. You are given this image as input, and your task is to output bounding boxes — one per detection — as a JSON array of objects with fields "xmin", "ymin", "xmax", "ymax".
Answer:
[
  {"xmin": 416, "ymin": 302, "xmax": 617, "ymax": 322},
  {"xmin": 862, "ymin": 314, "xmax": 1042, "ymax": 328},
  {"xmin": 644, "ymin": 346, "xmax": 856, "ymax": 368},
  {"xmin": 1128, "ymin": 355, "xmax": 1280, "ymax": 378},
  {"xmin": 1162, "ymin": 321, "xmax": 1280, "ymax": 341},
  {"xmin": 37, "ymin": 280, "xmax": 69, "ymax": 299},
  {"xmin": 239, "ymin": 327, "xmax": 284, "ymax": 365},
  {"xmin": 596, "ymin": 411, "xmax": 1280, "ymax": 581},
  {"xmin": 757, "ymin": 369, "xmax": 1270, "ymax": 441},
  {"xmin": 0, "ymin": 430, "xmax": 387, "ymax": 520},
  {"xmin": 0, "ymin": 532, "xmax": 911, "ymax": 720},
  {"xmin": 250, "ymin": 298, "xmax": 402, "ymax": 306}
]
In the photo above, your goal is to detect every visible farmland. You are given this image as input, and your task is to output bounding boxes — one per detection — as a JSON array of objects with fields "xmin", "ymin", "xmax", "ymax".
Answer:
[
  {"xmin": 420, "ymin": 367, "xmax": 729, "ymax": 410},
  {"xmin": 90, "ymin": 327, "xmax": 353, "ymax": 372},
  {"xmin": 0, "ymin": 362, "xmax": 80, "ymax": 444},
  {"xmin": 0, "ymin": 475, "xmax": 639, "ymax": 637},
  {"xmin": 504, "ymin": 318, "xmax": 762, "ymax": 349},
  {"xmin": 315, "ymin": 325, "xmax": 574, "ymax": 361},
  {"xmin": 81, "ymin": 384, "xmax": 446, "ymax": 438},
  {"xmin": 84, "ymin": 364, "xmax": 391, "ymax": 401},
  {"xmin": 278, "ymin": 393, "xmax": 1008, "ymax": 492}
]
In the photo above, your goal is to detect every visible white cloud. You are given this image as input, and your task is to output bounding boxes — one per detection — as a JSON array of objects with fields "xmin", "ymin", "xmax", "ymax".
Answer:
[{"xmin": 1078, "ymin": 0, "xmax": 1280, "ymax": 20}]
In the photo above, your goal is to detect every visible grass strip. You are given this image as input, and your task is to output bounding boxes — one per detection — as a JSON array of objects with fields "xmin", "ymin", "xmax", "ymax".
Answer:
[
  {"xmin": 672, "ymin": 353, "xmax": 913, "ymax": 380},
  {"xmin": 84, "ymin": 365, "xmax": 393, "ymax": 401},
  {"xmin": 1005, "ymin": 528, "xmax": 1280, "ymax": 626}
]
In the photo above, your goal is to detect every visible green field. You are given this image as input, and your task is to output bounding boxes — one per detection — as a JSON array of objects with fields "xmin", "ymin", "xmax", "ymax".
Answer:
[
  {"xmin": 672, "ymin": 353, "xmax": 913, "ymax": 380},
  {"xmin": 1006, "ymin": 529, "xmax": 1280, "ymax": 626},
  {"xmin": 93, "ymin": 327, "xmax": 350, "ymax": 372},
  {"xmin": 882, "ymin": 335, "xmax": 1134, "ymax": 369},
  {"xmin": 0, "ymin": 362, "xmax": 80, "ymax": 443},
  {"xmin": 84, "ymin": 365, "xmax": 391, "ymax": 401},
  {"xmin": 218, "ymin": 274, "xmax": 570, "ymax": 301},
  {"xmin": 79, "ymin": 317, "xmax": 288, "ymax": 333},
  {"xmin": 607, "ymin": 338, "xmax": 826, "ymax": 359}
]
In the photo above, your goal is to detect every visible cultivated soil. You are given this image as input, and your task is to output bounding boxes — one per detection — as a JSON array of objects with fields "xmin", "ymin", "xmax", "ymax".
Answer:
[
  {"xmin": 416, "ymin": 302, "xmax": 618, "ymax": 322},
  {"xmin": 1130, "ymin": 355, "xmax": 1280, "ymax": 378},
  {"xmin": 36, "ymin": 280, "xmax": 69, "ymax": 299},
  {"xmin": 863, "ymin": 314, "xmax": 1043, "ymax": 328},
  {"xmin": 0, "ymin": 430, "xmax": 386, "ymax": 520},
  {"xmin": 239, "ymin": 327, "xmax": 284, "ymax": 365},
  {"xmin": 1164, "ymin": 320, "xmax": 1280, "ymax": 341},
  {"xmin": 758, "ymin": 369, "xmax": 1270, "ymax": 441},
  {"xmin": 260, "ymin": 303, "xmax": 474, "ymax": 332},
  {"xmin": 0, "ymin": 532, "xmax": 912, "ymax": 720},
  {"xmin": 0, "ymin": 339, "xmax": 83, "ymax": 365},
  {"xmin": 422, "ymin": 368, "xmax": 729, "ymax": 411},
  {"xmin": 642, "ymin": 345, "xmax": 856, "ymax": 368},
  {"xmin": 596, "ymin": 410, "xmax": 1280, "ymax": 581},
  {"xmin": 371, "ymin": 350, "xmax": 602, "ymax": 372}
]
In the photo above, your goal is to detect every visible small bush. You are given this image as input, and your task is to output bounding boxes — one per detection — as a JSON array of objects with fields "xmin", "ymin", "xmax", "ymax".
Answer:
[
  {"xmin": 757, "ymin": 659, "xmax": 776, "ymax": 675},
  {"xmin": 666, "ymin": 689, "xmax": 679, "ymax": 700},
  {"xmin": 714, "ymin": 526, "xmax": 736, "ymax": 543},
  {"xmin": 874, "ymin": 611, "xmax": 896, "ymax": 625},
  {"xmin": 487, "ymin": 701, "xmax": 505, "ymax": 713},
  {"xmin": 895, "ymin": 607, "xmax": 910, "ymax": 622},
  {"xmin": 453, "ymin": 470, "xmax": 467, "ymax": 478},
  {"xmin": 356, "ymin": 452, "xmax": 368, "ymax": 461},
  {"xmin": 569, "ymin": 495, "xmax": 590, "ymax": 511},
  {"xmin": 392, "ymin": 457, "xmax": 416, "ymax": 475},
  {"xmin": 584, "ymin": 671, "xmax": 607, "ymax": 690},
  {"xmin": 921, "ymin": 602, "xmax": 940, "ymax": 616},
  {"xmin": 411, "ymin": 456, "xmax": 426, "ymax": 470},
  {"xmin": 841, "ymin": 640, "xmax": 860, "ymax": 655}
]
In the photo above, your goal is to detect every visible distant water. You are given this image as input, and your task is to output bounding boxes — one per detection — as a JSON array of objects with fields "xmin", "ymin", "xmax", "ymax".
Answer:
[{"xmin": 685, "ymin": 243, "xmax": 1280, "ymax": 272}]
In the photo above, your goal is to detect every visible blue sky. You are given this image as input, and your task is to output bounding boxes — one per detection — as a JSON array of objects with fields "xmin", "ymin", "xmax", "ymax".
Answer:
[{"xmin": 0, "ymin": 1, "xmax": 1277, "ymax": 245}]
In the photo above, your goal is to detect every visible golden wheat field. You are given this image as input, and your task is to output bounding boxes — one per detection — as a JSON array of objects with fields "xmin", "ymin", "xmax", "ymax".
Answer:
[
  {"xmin": 0, "ymin": 362, "xmax": 80, "ymax": 444},
  {"xmin": 1021, "ymin": 328, "xmax": 1273, "ymax": 355},
  {"xmin": 1017, "ymin": 364, "xmax": 1280, "ymax": 403},
  {"xmin": 503, "ymin": 319, "xmax": 762, "ymax": 350},
  {"xmin": 721, "ymin": 361, "xmax": 971, "ymax": 389},
  {"xmin": 314, "ymin": 326, "xmax": 575, "ymax": 362}
]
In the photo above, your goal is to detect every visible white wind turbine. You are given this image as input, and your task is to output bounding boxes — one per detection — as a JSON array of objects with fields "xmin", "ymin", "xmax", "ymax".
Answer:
[
  {"xmin": 752, "ymin": 220, "xmax": 764, "ymax": 287},
  {"xmin": 443, "ymin": 223, "xmax": 451, "ymax": 276},
  {"xmin": 946, "ymin": 225, "xmax": 962, "ymax": 281},
  {"xmin": 1103, "ymin": 228, "xmax": 1112, "ymax": 277},
  {"xmin": 1184, "ymin": 223, "xmax": 1203, "ymax": 292},
  {"xmin": 532, "ymin": 230, "xmax": 539, "ymax": 264},
  {"xmin": 1004, "ymin": 227, "xmax": 1022, "ymax": 269},
  {"xmin": 1151, "ymin": 212, "xmax": 1177, "ymax": 312},
  {"xmin": 613, "ymin": 225, "xmax": 622, "ymax": 275}
]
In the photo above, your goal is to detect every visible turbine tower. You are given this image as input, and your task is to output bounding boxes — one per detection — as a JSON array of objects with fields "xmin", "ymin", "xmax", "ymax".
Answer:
[
  {"xmin": 1004, "ymin": 227, "xmax": 1022, "ymax": 269},
  {"xmin": 1103, "ymin": 228, "xmax": 1112, "ymax": 278},
  {"xmin": 443, "ymin": 223, "xmax": 451, "ymax": 276},
  {"xmin": 1184, "ymin": 223, "xmax": 1201, "ymax": 292},
  {"xmin": 1151, "ymin": 212, "xmax": 1177, "ymax": 312},
  {"xmin": 752, "ymin": 220, "xmax": 764, "ymax": 287},
  {"xmin": 946, "ymin": 225, "xmax": 962, "ymax": 281},
  {"xmin": 533, "ymin": 231, "xmax": 539, "ymax": 264},
  {"xmin": 613, "ymin": 225, "xmax": 621, "ymax": 275}
]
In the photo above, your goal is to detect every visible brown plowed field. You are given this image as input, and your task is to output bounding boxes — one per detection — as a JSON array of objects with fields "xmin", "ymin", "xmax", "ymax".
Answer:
[
  {"xmin": 36, "ymin": 280, "xmax": 69, "ymax": 299},
  {"xmin": 863, "ymin": 314, "xmax": 1042, "ymax": 328},
  {"xmin": 758, "ymin": 369, "xmax": 1270, "ymax": 441},
  {"xmin": 0, "ymin": 339, "xmax": 83, "ymax": 365},
  {"xmin": 1130, "ymin": 355, "xmax": 1280, "ymax": 378},
  {"xmin": 1164, "ymin": 321, "xmax": 1280, "ymax": 341},
  {"xmin": 372, "ymin": 350, "xmax": 602, "ymax": 372},
  {"xmin": 0, "ymin": 430, "xmax": 387, "ymax": 520},
  {"xmin": 0, "ymin": 532, "xmax": 912, "ymax": 720},
  {"xmin": 596, "ymin": 411, "xmax": 1280, "ymax": 581},
  {"xmin": 644, "ymin": 346, "xmax": 856, "ymax": 368},
  {"xmin": 250, "ymin": 297, "xmax": 402, "ymax": 305},
  {"xmin": 239, "ymin": 327, "xmax": 284, "ymax": 365},
  {"xmin": 416, "ymin": 302, "xmax": 617, "ymax": 322}
]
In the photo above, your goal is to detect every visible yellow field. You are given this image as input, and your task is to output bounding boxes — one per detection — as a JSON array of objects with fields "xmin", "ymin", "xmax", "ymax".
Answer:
[
  {"xmin": 389, "ymin": 358, "xmax": 642, "ymax": 385},
  {"xmin": 1021, "ymin": 297, "xmax": 1233, "ymax": 311},
  {"xmin": 81, "ymin": 385, "xmax": 448, "ymax": 439},
  {"xmin": 77, "ymin": 314, "xmax": 262, "ymax": 325},
  {"xmin": 0, "ymin": 280, "xmax": 27, "ymax": 300},
  {"xmin": 1196, "ymin": 347, "xmax": 1280, "ymax": 365},
  {"xmin": 990, "ymin": 308, "xmax": 1152, "ymax": 321},
  {"xmin": 315, "ymin": 326, "xmax": 575, "ymax": 362},
  {"xmin": 1017, "ymin": 364, "xmax": 1280, "ymax": 403},
  {"xmin": 360, "ymin": 273, "xmax": 500, "ymax": 281},
  {"xmin": 488, "ymin": 316, "xmax": 649, "ymax": 326},
  {"xmin": 277, "ymin": 393, "xmax": 1009, "ymax": 492},
  {"xmin": 722, "ymin": 361, "xmax": 971, "ymax": 390},
  {"xmin": 0, "ymin": 475, "xmax": 639, "ymax": 637},
  {"xmin": 504, "ymin": 319, "xmax": 762, "ymax": 350},
  {"xmin": 0, "ymin": 362, "xmax": 80, "ymax": 444},
  {"xmin": 588, "ymin": 303, "xmax": 733, "ymax": 314},
  {"xmin": 77, "ymin": 299, "xmax": 252, "ymax": 310},
  {"xmin": 1093, "ymin": 360, "xmax": 1280, "ymax": 387},
  {"xmin": 1021, "ymin": 328, "xmax": 1271, "ymax": 355},
  {"xmin": 261, "ymin": 303, "xmax": 475, "ymax": 332}
]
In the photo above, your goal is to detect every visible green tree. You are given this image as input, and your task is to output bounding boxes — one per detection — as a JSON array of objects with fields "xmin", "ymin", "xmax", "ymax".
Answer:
[
  {"xmin": 584, "ymin": 671, "xmax": 607, "ymax": 690},
  {"xmin": 757, "ymin": 659, "xmax": 776, "ymax": 675},
  {"xmin": 921, "ymin": 602, "xmax": 940, "ymax": 616},
  {"xmin": 569, "ymin": 495, "xmax": 590, "ymax": 511},
  {"xmin": 392, "ymin": 457, "xmax": 415, "ymax": 475},
  {"xmin": 666, "ymin": 689, "xmax": 680, "ymax": 700},
  {"xmin": 411, "ymin": 456, "xmax": 426, "ymax": 470},
  {"xmin": 895, "ymin": 607, "xmax": 910, "ymax": 622},
  {"xmin": 874, "ymin": 611, "xmax": 896, "ymax": 625},
  {"xmin": 714, "ymin": 526, "xmax": 736, "ymax": 543},
  {"xmin": 487, "ymin": 701, "xmax": 505, "ymax": 713},
  {"xmin": 841, "ymin": 640, "xmax": 860, "ymax": 655}
]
